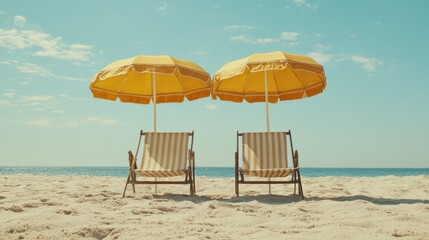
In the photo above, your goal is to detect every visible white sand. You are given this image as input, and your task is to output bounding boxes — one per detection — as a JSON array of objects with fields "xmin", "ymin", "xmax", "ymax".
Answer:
[{"xmin": 1, "ymin": 174, "xmax": 428, "ymax": 239}]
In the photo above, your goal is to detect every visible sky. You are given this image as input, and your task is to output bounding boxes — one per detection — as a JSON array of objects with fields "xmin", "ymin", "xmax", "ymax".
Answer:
[{"xmin": 0, "ymin": 0, "xmax": 428, "ymax": 168}]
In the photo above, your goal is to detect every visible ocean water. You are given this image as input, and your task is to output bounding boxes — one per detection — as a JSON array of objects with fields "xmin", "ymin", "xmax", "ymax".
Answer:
[{"xmin": 0, "ymin": 167, "xmax": 428, "ymax": 178}]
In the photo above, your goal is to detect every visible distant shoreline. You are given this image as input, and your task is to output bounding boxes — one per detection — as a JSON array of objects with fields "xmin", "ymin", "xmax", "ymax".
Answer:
[{"xmin": 1, "ymin": 166, "xmax": 428, "ymax": 178}]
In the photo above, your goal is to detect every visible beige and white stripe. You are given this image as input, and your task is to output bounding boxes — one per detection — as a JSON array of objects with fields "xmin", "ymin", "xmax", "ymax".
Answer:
[
  {"xmin": 135, "ymin": 132, "xmax": 189, "ymax": 177},
  {"xmin": 242, "ymin": 132, "xmax": 295, "ymax": 178}
]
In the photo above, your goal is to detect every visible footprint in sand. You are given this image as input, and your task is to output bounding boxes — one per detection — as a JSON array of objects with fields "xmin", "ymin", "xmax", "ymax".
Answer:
[
  {"xmin": 156, "ymin": 206, "xmax": 177, "ymax": 213},
  {"xmin": 22, "ymin": 202, "xmax": 38, "ymax": 208},
  {"xmin": 56, "ymin": 209, "xmax": 78, "ymax": 215},
  {"xmin": 100, "ymin": 190, "xmax": 117, "ymax": 197},
  {"xmin": 132, "ymin": 209, "xmax": 155, "ymax": 215},
  {"xmin": 6, "ymin": 224, "xmax": 29, "ymax": 234},
  {"xmin": 7, "ymin": 205, "xmax": 24, "ymax": 212},
  {"xmin": 3, "ymin": 184, "xmax": 21, "ymax": 187},
  {"xmin": 75, "ymin": 227, "xmax": 115, "ymax": 240},
  {"xmin": 237, "ymin": 205, "xmax": 259, "ymax": 213},
  {"xmin": 392, "ymin": 230, "xmax": 414, "ymax": 237}
]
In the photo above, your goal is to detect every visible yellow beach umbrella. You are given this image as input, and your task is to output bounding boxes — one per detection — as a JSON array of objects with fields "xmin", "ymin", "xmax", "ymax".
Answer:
[
  {"xmin": 90, "ymin": 55, "xmax": 211, "ymax": 132},
  {"xmin": 212, "ymin": 51, "xmax": 326, "ymax": 194},
  {"xmin": 212, "ymin": 51, "xmax": 326, "ymax": 131}
]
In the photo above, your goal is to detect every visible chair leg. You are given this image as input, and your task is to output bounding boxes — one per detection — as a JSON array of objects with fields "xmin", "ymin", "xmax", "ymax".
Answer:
[
  {"xmin": 189, "ymin": 168, "xmax": 194, "ymax": 196},
  {"xmin": 293, "ymin": 173, "xmax": 297, "ymax": 195},
  {"xmin": 297, "ymin": 170, "xmax": 304, "ymax": 199},
  {"xmin": 193, "ymin": 179, "xmax": 196, "ymax": 195},
  {"xmin": 122, "ymin": 174, "xmax": 131, "ymax": 198},
  {"xmin": 131, "ymin": 173, "xmax": 136, "ymax": 194},
  {"xmin": 193, "ymin": 164, "xmax": 196, "ymax": 195},
  {"xmin": 235, "ymin": 153, "xmax": 239, "ymax": 197},
  {"xmin": 192, "ymin": 169, "xmax": 196, "ymax": 195},
  {"xmin": 235, "ymin": 176, "xmax": 239, "ymax": 197},
  {"xmin": 193, "ymin": 152, "xmax": 196, "ymax": 195}
]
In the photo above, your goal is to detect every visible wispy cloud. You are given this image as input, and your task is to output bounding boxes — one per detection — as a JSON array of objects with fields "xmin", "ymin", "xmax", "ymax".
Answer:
[
  {"xmin": 307, "ymin": 51, "xmax": 348, "ymax": 65},
  {"xmin": 307, "ymin": 52, "xmax": 334, "ymax": 64},
  {"xmin": 3, "ymin": 89, "xmax": 16, "ymax": 98},
  {"xmin": 15, "ymin": 95, "xmax": 56, "ymax": 107},
  {"xmin": 0, "ymin": 22, "xmax": 93, "ymax": 61},
  {"xmin": 21, "ymin": 116, "xmax": 118, "ymax": 128},
  {"xmin": 84, "ymin": 117, "xmax": 118, "ymax": 126},
  {"xmin": 292, "ymin": 0, "xmax": 318, "ymax": 9},
  {"xmin": 1, "ymin": 60, "xmax": 85, "ymax": 81},
  {"xmin": 58, "ymin": 94, "xmax": 88, "ymax": 101},
  {"xmin": 0, "ymin": 91, "xmax": 87, "ymax": 111},
  {"xmin": 352, "ymin": 56, "xmax": 383, "ymax": 72},
  {"xmin": 306, "ymin": 42, "xmax": 350, "ymax": 65},
  {"xmin": 0, "ymin": 99, "xmax": 11, "ymax": 107},
  {"xmin": 280, "ymin": 32, "xmax": 301, "ymax": 41},
  {"xmin": 253, "ymin": 38, "xmax": 278, "ymax": 44},
  {"xmin": 205, "ymin": 104, "xmax": 219, "ymax": 111},
  {"xmin": 13, "ymin": 15, "xmax": 27, "ymax": 27},
  {"xmin": 3, "ymin": 92, "xmax": 16, "ymax": 98},
  {"xmin": 313, "ymin": 43, "xmax": 331, "ymax": 52},
  {"xmin": 156, "ymin": 2, "xmax": 168, "ymax": 12},
  {"xmin": 63, "ymin": 117, "xmax": 118, "ymax": 127},
  {"xmin": 229, "ymin": 35, "xmax": 250, "ymax": 43},
  {"xmin": 0, "ymin": 91, "xmax": 54, "ymax": 107},
  {"xmin": 15, "ymin": 62, "xmax": 51, "ymax": 76},
  {"xmin": 223, "ymin": 25, "xmax": 254, "ymax": 31},
  {"xmin": 229, "ymin": 31, "xmax": 301, "ymax": 45},
  {"xmin": 23, "ymin": 118, "xmax": 53, "ymax": 127},
  {"xmin": 22, "ymin": 95, "xmax": 55, "ymax": 102},
  {"xmin": 229, "ymin": 35, "xmax": 278, "ymax": 45},
  {"xmin": 211, "ymin": 5, "xmax": 219, "ymax": 9}
]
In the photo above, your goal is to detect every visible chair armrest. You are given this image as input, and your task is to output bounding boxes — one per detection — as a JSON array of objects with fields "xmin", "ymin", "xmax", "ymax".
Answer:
[
  {"xmin": 188, "ymin": 149, "xmax": 196, "ymax": 170},
  {"xmin": 293, "ymin": 150, "xmax": 299, "ymax": 169},
  {"xmin": 128, "ymin": 151, "xmax": 137, "ymax": 170}
]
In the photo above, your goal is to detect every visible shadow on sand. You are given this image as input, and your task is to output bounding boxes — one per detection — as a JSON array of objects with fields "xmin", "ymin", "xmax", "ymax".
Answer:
[{"xmin": 139, "ymin": 193, "xmax": 429, "ymax": 206}]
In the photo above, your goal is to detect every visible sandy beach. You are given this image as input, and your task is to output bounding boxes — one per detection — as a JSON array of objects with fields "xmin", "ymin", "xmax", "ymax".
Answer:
[{"xmin": 1, "ymin": 174, "xmax": 428, "ymax": 240}]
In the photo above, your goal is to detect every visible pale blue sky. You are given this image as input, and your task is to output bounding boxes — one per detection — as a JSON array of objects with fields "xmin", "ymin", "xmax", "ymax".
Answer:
[{"xmin": 1, "ymin": 0, "xmax": 428, "ymax": 167}]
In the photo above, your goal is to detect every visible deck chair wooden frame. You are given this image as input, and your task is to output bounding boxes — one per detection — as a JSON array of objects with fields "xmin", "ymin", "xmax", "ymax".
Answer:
[
  {"xmin": 122, "ymin": 130, "xmax": 196, "ymax": 197},
  {"xmin": 235, "ymin": 131, "xmax": 304, "ymax": 198}
]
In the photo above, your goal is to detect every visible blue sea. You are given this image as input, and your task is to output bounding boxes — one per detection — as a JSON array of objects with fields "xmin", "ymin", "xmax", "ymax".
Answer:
[{"xmin": 0, "ymin": 167, "xmax": 428, "ymax": 178}]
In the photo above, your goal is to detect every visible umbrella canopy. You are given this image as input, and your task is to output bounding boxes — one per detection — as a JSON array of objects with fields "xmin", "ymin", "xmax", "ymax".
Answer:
[
  {"xmin": 91, "ymin": 55, "xmax": 211, "ymax": 104},
  {"xmin": 212, "ymin": 51, "xmax": 326, "ymax": 103},
  {"xmin": 211, "ymin": 51, "xmax": 326, "ymax": 131},
  {"xmin": 90, "ymin": 55, "xmax": 211, "ymax": 131}
]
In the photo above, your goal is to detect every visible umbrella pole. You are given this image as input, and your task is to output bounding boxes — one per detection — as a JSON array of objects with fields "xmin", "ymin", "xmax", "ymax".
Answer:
[
  {"xmin": 152, "ymin": 71, "xmax": 158, "ymax": 194},
  {"xmin": 153, "ymin": 72, "xmax": 157, "ymax": 133},
  {"xmin": 264, "ymin": 70, "xmax": 272, "ymax": 195},
  {"xmin": 264, "ymin": 70, "xmax": 270, "ymax": 132}
]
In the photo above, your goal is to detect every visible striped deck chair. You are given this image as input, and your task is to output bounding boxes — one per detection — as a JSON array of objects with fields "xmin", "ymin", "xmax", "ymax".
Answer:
[
  {"xmin": 122, "ymin": 131, "xmax": 196, "ymax": 197},
  {"xmin": 235, "ymin": 131, "xmax": 304, "ymax": 198}
]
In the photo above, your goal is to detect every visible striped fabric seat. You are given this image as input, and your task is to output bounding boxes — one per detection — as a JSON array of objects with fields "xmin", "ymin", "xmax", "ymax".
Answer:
[
  {"xmin": 134, "ymin": 132, "xmax": 189, "ymax": 178},
  {"xmin": 242, "ymin": 132, "xmax": 296, "ymax": 178}
]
